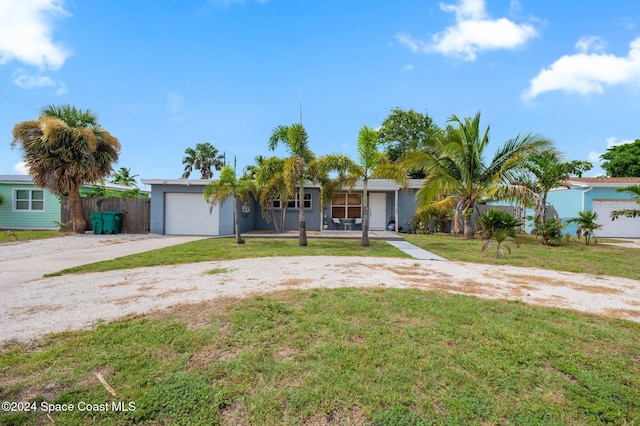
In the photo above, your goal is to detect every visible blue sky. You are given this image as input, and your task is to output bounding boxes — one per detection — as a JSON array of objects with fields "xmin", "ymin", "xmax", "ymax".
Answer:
[{"xmin": 2, "ymin": 0, "xmax": 640, "ymax": 188}]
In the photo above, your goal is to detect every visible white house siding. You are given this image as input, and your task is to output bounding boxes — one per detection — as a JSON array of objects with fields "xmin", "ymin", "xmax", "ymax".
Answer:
[
  {"xmin": 165, "ymin": 192, "xmax": 219, "ymax": 236},
  {"xmin": 593, "ymin": 200, "xmax": 640, "ymax": 238}
]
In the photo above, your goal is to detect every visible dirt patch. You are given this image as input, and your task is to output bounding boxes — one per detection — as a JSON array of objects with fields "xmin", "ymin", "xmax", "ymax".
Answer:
[
  {"xmin": 10, "ymin": 304, "xmax": 64, "ymax": 315},
  {"xmin": 505, "ymin": 273, "xmax": 624, "ymax": 295},
  {"xmin": 279, "ymin": 278, "xmax": 314, "ymax": 287}
]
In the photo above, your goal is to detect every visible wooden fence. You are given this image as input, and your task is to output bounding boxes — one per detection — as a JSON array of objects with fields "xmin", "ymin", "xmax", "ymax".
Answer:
[{"xmin": 61, "ymin": 197, "xmax": 150, "ymax": 234}]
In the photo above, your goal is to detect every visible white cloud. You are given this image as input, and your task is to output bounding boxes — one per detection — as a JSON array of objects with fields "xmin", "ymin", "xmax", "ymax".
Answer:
[
  {"xmin": 523, "ymin": 36, "xmax": 640, "ymax": 100},
  {"xmin": 14, "ymin": 161, "xmax": 28, "ymax": 175},
  {"xmin": 404, "ymin": 64, "xmax": 414, "ymax": 71},
  {"xmin": 396, "ymin": 0, "xmax": 538, "ymax": 61},
  {"xmin": 167, "ymin": 92, "xmax": 184, "ymax": 112},
  {"xmin": 0, "ymin": 0, "xmax": 70, "ymax": 70},
  {"xmin": 587, "ymin": 137, "xmax": 634, "ymax": 165},
  {"xmin": 12, "ymin": 69, "xmax": 55, "ymax": 89},
  {"xmin": 56, "ymin": 82, "xmax": 66, "ymax": 95},
  {"xmin": 587, "ymin": 151, "xmax": 601, "ymax": 163}
]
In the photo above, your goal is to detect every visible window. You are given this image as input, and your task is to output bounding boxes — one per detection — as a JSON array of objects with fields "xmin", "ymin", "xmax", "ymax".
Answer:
[
  {"xmin": 14, "ymin": 189, "xmax": 45, "ymax": 212},
  {"xmin": 331, "ymin": 193, "xmax": 362, "ymax": 218},
  {"xmin": 273, "ymin": 193, "xmax": 312, "ymax": 209}
]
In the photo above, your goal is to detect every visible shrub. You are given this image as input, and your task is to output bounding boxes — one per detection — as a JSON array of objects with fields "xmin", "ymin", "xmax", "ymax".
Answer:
[{"xmin": 479, "ymin": 209, "xmax": 522, "ymax": 238}]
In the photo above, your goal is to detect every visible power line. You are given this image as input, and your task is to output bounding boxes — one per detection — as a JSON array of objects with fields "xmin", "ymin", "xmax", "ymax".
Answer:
[{"xmin": 0, "ymin": 92, "xmax": 39, "ymax": 112}]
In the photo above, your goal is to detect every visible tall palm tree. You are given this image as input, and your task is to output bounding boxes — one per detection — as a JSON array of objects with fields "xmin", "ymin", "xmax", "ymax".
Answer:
[
  {"xmin": 611, "ymin": 185, "xmax": 640, "ymax": 219},
  {"xmin": 352, "ymin": 125, "xmax": 407, "ymax": 246},
  {"xmin": 111, "ymin": 167, "xmax": 139, "ymax": 187},
  {"xmin": 182, "ymin": 142, "xmax": 224, "ymax": 179},
  {"xmin": 11, "ymin": 104, "xmax": 120, "ymax": 233},
  {"xmin": 204, "ymin": 165, "xmax": 256, "ymax": 244},
  {"xmin": 404, "ymin": 112, "xmax": 553, "ymax": 239},
  {"xmin": 268, "ymin": 123, "xmax": 315, "ymax": 246}
]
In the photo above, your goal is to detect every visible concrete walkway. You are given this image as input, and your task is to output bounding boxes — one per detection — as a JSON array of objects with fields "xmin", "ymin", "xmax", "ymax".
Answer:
[{"xmin": 385, "ymin": 240, "xmax": 448, "ymax": 261}]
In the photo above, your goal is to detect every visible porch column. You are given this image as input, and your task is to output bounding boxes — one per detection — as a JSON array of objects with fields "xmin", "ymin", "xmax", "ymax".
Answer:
[{"xmin": 394, "ymin": 190, "xmax": 399, "ymax": 232}]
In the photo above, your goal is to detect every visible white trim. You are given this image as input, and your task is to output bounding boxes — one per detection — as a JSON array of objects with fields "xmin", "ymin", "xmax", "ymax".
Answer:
[{"xmin": 12, "ymin": 188, "xmax": 45, "ymax": 212}]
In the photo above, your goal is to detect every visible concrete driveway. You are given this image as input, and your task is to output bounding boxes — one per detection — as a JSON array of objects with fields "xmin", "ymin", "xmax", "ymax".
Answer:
[{"xmin": 0, "ymin": 234, "xmax": 207, "ymax": 287}]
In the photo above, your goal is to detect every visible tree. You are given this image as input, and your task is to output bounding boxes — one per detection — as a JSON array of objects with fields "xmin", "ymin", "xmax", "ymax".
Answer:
[
  {"xmin": 404, "ymin": 112, "xmax": 553, "ymax": 239},
  {"xmin": 520, "ymin": 153, "xmax": 592, "ymax": 244},
  {"xmin": 182, "ymin": 142, "xmax": 224, "ymax": 179},
  {"xmin": 566, "ymin": 210, "xmax": 602, "ymax": 245},
  {"xmin": 600, "ymin": 139, "xmax": 640, "ymax": 177},
  {"xmin": 268, "ymin": 123, "xmax": 315, "ymax": 246},
  {"xmin": 12, "ymin": 104, "xmax": 120, "ymax": 233},
  {"xmin": 378, "ymin": 107, "xmax": 441, "ymax": 178},
  {"xmin": 351, "ymin": 125, "xmax": 407, "ymax": 246},
  {"xmin": 111, "ymin": 167, "xmax": 139, "ymax": 187},
  {"xmin": 254, "ymin": 156, "xmax": 290, "ymax": 232},
  {"xmin": 204, "ymin": 165, "xmax": 256, "ymax": 244},
  {"xmin": 611, "ymin": 185, "xmax": 640, "ymax": 219}
]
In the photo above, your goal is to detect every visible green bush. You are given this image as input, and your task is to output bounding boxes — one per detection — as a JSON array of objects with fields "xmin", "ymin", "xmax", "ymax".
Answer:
[
  {"xmin": 479, "ymin": 209, "xmax": 522, "ymax": 238},
  {"xmin": 532, "ymin": 217, "xmax": 565, "ymax": 246}
]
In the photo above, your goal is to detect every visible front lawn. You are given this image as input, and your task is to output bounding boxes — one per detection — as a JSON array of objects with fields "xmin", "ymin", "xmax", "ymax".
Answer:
[
  {"xmin": 405, "ymin": 233, "xmax": 640, "ymax": 280},
  {"xmin": 0, "ymin": 230, "xmax": 63, "ymax": 243},
  {"xmin": 2, "ymin": 288, "xmax": 639, "ymax": 425},
  {"xmin": 48, "ymin": 238, "xmax": 410, "ymax": 276}
]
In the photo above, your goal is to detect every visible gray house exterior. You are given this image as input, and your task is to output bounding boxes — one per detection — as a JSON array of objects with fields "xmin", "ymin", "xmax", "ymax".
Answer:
[{"xmin": 141, "ymin": 178, "xmax": 423, "ymax": 236}]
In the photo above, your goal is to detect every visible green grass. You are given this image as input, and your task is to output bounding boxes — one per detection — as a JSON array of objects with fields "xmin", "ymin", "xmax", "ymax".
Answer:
[
  {"xmin": 47, "ymin": 238, "xmax": 410, "ymax": 276},
  {"xmin": 0, "ymin": 230, "xmax": 64, "ymax": 243},
  {"xmin": 2, "ymin": 288, "xmax": 639, "ymax": 425},
  {"xmin": 405, "ymin": 233, "xmax": 640, "ymax": 280}
]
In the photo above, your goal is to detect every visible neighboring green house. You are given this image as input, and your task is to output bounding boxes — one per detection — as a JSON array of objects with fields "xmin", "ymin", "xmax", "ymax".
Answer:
[
  {"xmin": 0, "ymin": 175, "xmax": 144, "ymax": 230},
  {"xmin": 0, "ymin": 175, "xmax": 60, "ymax": 230}
]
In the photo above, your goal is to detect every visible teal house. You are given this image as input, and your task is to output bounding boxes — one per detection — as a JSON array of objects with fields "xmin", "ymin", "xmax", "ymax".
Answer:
[
  {"xmin": 546, "ymin": 177, "xmax": 640, "ymax": 238},
  {"xmin": 0, "ymin": 175, "xmax": 143, "ymax": 230}
]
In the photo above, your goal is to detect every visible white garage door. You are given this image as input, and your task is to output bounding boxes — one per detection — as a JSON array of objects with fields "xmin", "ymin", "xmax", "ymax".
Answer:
[
  {"xmin": 593, "ymin": 200, "xmax": 640, "ymax": 238},
  {"xmin": 165, "ymin": 193, "xmax": 219, "ymax": 235}
]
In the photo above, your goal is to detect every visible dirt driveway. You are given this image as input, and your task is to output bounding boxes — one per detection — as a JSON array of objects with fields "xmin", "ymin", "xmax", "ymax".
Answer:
[{"xmin": 2, "ymin": 235, "xmax": 639, "ymax": 344}]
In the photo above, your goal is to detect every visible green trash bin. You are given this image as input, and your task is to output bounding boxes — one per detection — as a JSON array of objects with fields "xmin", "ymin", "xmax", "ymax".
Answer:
[
  {"xmin": 90, "ymin": 212, "xmax": 104, "ymax": 235},
  {"xmin": 102, "ymin": 211, "xmax": 123, "ymax": 234}
]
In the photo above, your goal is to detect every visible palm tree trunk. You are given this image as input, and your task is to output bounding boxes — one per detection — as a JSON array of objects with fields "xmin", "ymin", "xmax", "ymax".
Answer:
[
  {"xmin": 233, "ymin": 197, "xmax": 245, "ymax": 244},
  {"xmin": 69, "ymin": 188, "xmax": 87, "ymax": 234},
  {"xmin": 463, "ymin": 207, "xmax": 475, "ymax": 239},
  {"xmin": 361, "ymin": 181, "xmax": 369, "ymax": 247},
  {"xmin": 298, "ymin": 181, "xmax": 307, "ymax": 246}
]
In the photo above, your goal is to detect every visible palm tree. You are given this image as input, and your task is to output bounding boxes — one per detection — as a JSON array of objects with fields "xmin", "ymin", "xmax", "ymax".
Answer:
[
  {"xmin": 111, "ymin": 167, "xmax": 139, "ymax": 187},
  {"xmin": 566, "ymin": 210, "xmax": 602, "ymax": 245},
  {"xmin": 404, "ymin": 112, "xmax": 553, "ymax": 239},
  {"xmin": 268, "ymin": 123, "xmax": 315, "ymax": 246},
  {"xmin": 11, "ymin": 104, "xmax": 120, "ymax": 233},
  {"xmin": 611, "ymin": 185, "xmax": 640, "ymax": 220},
  {"xmin": 204, "ymin": 165, "xmax": 256, "ymax": 244},
  {"xmin": 351, "ymin": 125, "xmax": 407, "ymax": 246},
  {"xmin": 182, "ymin": 142, "xmax": 224, "ymax": 179},
  {"xmin": 254, "ymin": 156, "xmax": 290, "ymax": 232}
]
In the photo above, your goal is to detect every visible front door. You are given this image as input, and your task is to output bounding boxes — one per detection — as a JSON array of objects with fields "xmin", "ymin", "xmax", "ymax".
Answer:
[{"xmin": 369, "ymin": 193, "xmax": 387, "ymax": 230}]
